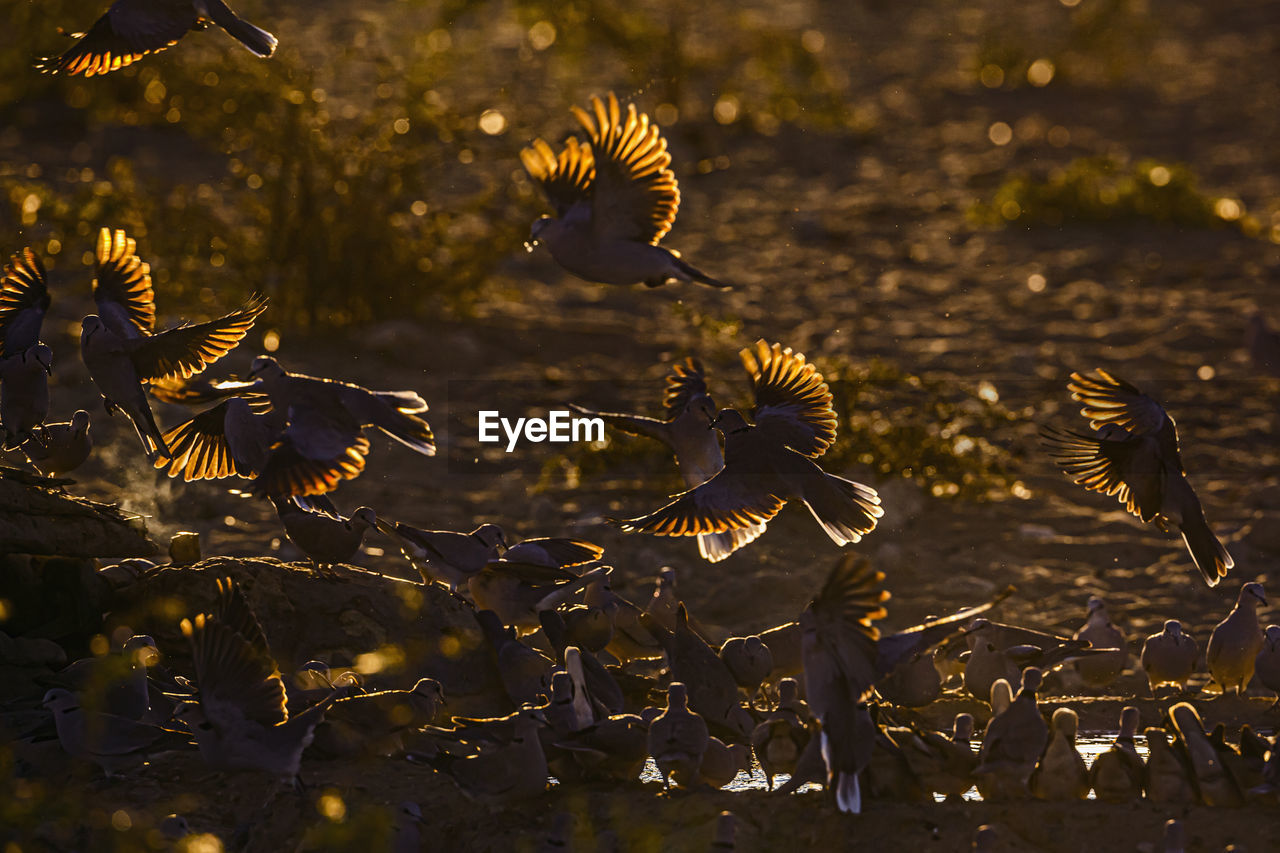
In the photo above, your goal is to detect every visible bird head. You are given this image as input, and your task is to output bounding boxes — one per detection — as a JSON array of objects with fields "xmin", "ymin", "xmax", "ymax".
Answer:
[
  {"xmin": 1119, "ymin": 705, "xmax": 1140, "ymax": 737},
  {"xmin": 1019, "ymin": 666, "xmax": 1043, "ymax": 694},
  {"xmin": 666, "ymin": 681, "xmax": 690, "ymax": 710},
  {"xmin": 247, "ymin": 355, "xmax": 284, "ymax": 381},
  {"xmin": 71, "ymin": 409, "xmax": 91, "ymax": 434},
  {"xmin": 1242, "ymin": 581, "xmax": 1268, "ymax": 607},
  {"xmin": 525, "ymin": 216, "xmax": 554, "ymax": 251},
  {"xmin": 952, "ymin": 712, "xmax": 974, "ymax": 741},
  {"xmin": 473, "ymin": 523, "xmax": 506, "ymax": 550},
  {"xmin": 709, "ymin": 408, "xmax": 748, "ymax": 433},
  {"xmin": 1162, "ymin": 619, "xmax": 1183, "ymax": 637},
  {"xmin": 80, "ymin": 315, "xmax": 105, "ymax": 343},
  {"xmin": 351, "ymin": 507, "xmax": 378, "ymax": 529},
  {"xmin": 41, "ymin": 688, "xmax": 77, "ymax": 712}
]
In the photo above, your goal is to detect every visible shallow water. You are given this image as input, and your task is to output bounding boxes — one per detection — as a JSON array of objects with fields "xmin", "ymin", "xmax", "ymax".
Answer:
[{"xmin": 636, "ymin": 734, "xmax": 1151, "ymax": 800}]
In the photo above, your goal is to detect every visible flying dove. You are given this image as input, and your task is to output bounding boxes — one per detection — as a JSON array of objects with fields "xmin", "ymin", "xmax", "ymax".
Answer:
[
  {"xmin": 647, "ymin": 682, "xmax": 710, "ymax": 790},
  {"xmin": 0, "ymin": 247, "xmax": 52, "ymax": 449},
  {"xmin": 1029, "ymin": 707, "xmax": 1089, "ymax": 800},
  {"xmin": 471, "ymin": 562, "xmax": 608, "ymax": 633},
  {"xmin": 522, "ymin": 93, "xmax": 729, "ymax": 289},
  {"xmin": 155, "ymin": 391, "xmax": 371, "ymax": 499},
  {"xmin": 973, "ymin": 667, "xmax": 1049, "ymax": 801},
  {"xmin": 244, "ymin": 354, "xmax": 435, "ymax": 482},
  {"xmin": 270, "ymin": 496, "xmax": 377, "ymax": 576},
  {"xmin": 571, "ymin": 358, "xmax": 764, "ymax": 561},
  {"xmin": 80, "ymin": 229, "xmax": 266, "ymax": 460},
  {"xmin": 1253, "ymin": 625, "xmax": 1280, "ymax": 708},
  {"xmin": 41, "ymin": 687, "xmax": 186, "ymax": 776},
  {"xmin": 616, "ymin": 341, "xmax": 883, "ymax": 548},
  {"xmin": 1072, "ymin": 596, "xmax": 1128, "ymax": 688},
  {"xmin": 22, "ymin": 409, "xmax": 93, "ymax": 476},
  {"xmin": 1088, "ymin": 706, "xmax": 1143, "ymax": 802},
  {"xmin": 175, "ymin": 577, "xmax": 338, "ymax": 784},
  {"xmin": 36, "ymin": 0, "xmax": 277, "ymax": 77},
  {"xmin": 1140, "ymin": 619, "xmax": 1198, "ymax": 696},
  {"xmin": 800, "ymin": 554, "xmax": 996, "ymax": 812},
  {"xmin": 1206, "ymin": 581, "xmax": 1267, "ymax": 695},
  {"xmin": 426, "ymin": 707, "xmax": 549, "ymax": 801},
  {"xmin": 1142, "ymin": 726, "xmax": 1197, "ymax": 805},
  {"xmin": 502, "ymin": 536, "xmax": 604, "ymax": 569},
  {"xmin": 1169, "ymin": 701, "xmax": 1243, "ymax": 805},
  {"xmin": 642, "ymin": 603, "xmax": 755, "ymax": 737},
  {"xmin": 718, "ymin": 635, "xmax": 773, "ymax": 696},
  {"xmin": 1041, "ymin": 369, "xmax": 1234, "ymax": 586}
]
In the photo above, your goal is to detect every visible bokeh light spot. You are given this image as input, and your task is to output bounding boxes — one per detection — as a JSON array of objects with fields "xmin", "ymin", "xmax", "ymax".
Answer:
[
  {"xmin": 528, "ymin": 21, "xmax": 556, "ymax": 50},
  {"xmin": 478, "ymin": 110, "xmax": 507, "ymax": 135},
  {"xmin": 1027, "ymin": 273, "xmax": 1047, "ymax": 292},
  {"xmin": 1027, "ymin": 59, "xmax": 1055, "ymax": 87},
  {"xmin": 988, "ymin": 122, "xmax": 1013, "ymax": 146}
]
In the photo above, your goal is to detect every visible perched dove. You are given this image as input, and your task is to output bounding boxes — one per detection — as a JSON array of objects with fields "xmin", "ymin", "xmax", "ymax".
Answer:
[
  {"xmin": 962, "ymin": 623, "xmax": 1096, "ymax": 702},
  {"xmin": 80, "ymin": 229, "xmax": 267, "ymax": 460},
  {"xmin": 522, "ymin": 93, "xmax": 729, "ymax": 289},
  {"xmin": 550, "ymin": 712, "xmax": 648, "ymax": 782},
  {"xmin": 571, "ymin": 358, "xmax": 763, "ymax": 561},
  {"xmin": 616, "ymin": 341, "xmax": 883, "ymax": 548},
  {"xmin": 718, "ymin": 635, "xmax": 773, "ymax": 696},
  {"xmin": 751, "ymin": 698, "xmax": 811, "ymax": 791},
  {"xmin": 896, "ymin": 715, "xmax": 977, "ymax": 801},
  {"xmin": 1142, "ymin": 726, "xmax": 1197, "ymax": 805},
  {"xmin": 22, "ymin": 410, "xmax": 93, "ymax": 476},
  {"xmin": 41, "ymin": 687, "xmax": 185, "ymax": 776},
  {"xmin": 642, "ymin": 603, "xmax": 755, "ymax": 737},
  {"xmin": 1140, "ymin": 619, "xmax": 1198, "ymax": 695},
  {"xmin": 1206, "ymin": 581, "xmax": 1267, "ymax": 696},
  {"xmin": 377, "ymin": 521, "xmax": 505, "ymax": 591},
  {"xmin": 1089, "ymin": 706, "xmax": 1143, "ymax": 803},
  {"xmin": 175, "ymin": 577, "xmax": 338, "ymax": 784},
  {"xmin": 36, "ymin": 0, "xmax": 277, "ymax": 77},
  {"xmin": 1029, "ymin": 707, "xmax": 1089, "ymax": 800},
  {"xmin": 0, "ymin": 248, "xmax": 52, "ymax": 449},
  {"xmin": 244, "ymin": 355, "xmax": 434, "ymax": 483},
  {"xmin": 270, "ymin": 496, "xmax": 377, "ymax": 576},
  {"xmin": 974, "ymin": 667, "xmax": 1049, "ymax": 801},
  {"xmin": 426, "ymin": 707, "xmax": 549, "ymax": 801},
  {"xmin": 1041, "ymin": 369, "xmax": 1233, "ymax": 586},
  {"xmin": 1169, "ymin": 701, "xmax": 1242, "ymax": 806},
  {"xmin": 53, "ymin": 634, "xmax": 158, "ymax": 721},
  {"xmin": 647, "ymin": 682, "xmax": 710, "ymax": 790},
  {"xmin": 800, "ymin": 554, "xmax": 996, "ymax": 812},
  {"xmin": 476, "ymin": 609, "xmax": 554, "ymax": 707},
  {"xmin": 1073, "ymin": 596, "xmax": 1128, "ymax": 688},
  {"xmin": 470, "ymin": 562, "xmax": 608, "ymax": 632},
  {"xmin": 1253, "ymin": 625, "xmax": 1280, "ymax": 708}
]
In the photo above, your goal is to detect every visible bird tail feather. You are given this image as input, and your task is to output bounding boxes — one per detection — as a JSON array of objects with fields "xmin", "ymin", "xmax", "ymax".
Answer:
[
  {"xmin": 803, "ymin": 472, "xmax": 883, "ymax": 546},
  {"xmin": 672, "ymin": 257, "xmax": 732, "ymax": 290},
  {"xmin": 1181, "ymin": 514, "xmax": 1232, "ymax": 587},
  {"xmin": 204, "ymin": 1, "xmax": 278, "ymax": 57}
]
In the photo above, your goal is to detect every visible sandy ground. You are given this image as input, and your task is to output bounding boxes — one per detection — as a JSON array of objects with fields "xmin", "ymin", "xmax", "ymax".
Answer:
[{"xmin": 4, "ymin": 0, "xmax": 1280, "ymax": 849}]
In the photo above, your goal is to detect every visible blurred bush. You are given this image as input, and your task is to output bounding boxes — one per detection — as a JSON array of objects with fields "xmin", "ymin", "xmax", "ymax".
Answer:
[{"xmin": 971, "ymin": 156, "xmax": 1261, "ymax": 236}]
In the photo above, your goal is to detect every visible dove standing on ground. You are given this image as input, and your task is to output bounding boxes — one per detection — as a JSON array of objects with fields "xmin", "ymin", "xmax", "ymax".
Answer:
[
  {"xmin": 0, "ymin": 247, "xmax": 52, "ymax": 449},
  {"xmin": 896, "ymin": 716, "xmax": 977, "ymax": 801},
  {"xmin": 719, "ymin": 635, "xmax": 773, "ymax": 698},
  {"xmin": 175, "ymin": 578, "xmax": 339, "ymax": 785},
  {"xmin": 1041, "ymin": 369, "xmax": 1234, "ymax": 586},
  {"xmin": 522, "ymin": 93, "xmax": 729, "ymax": 289},
  {"xmin": 1073, "ymin": 596, "xmax": 1128, "ymax": 688},
  {"xmin": 427, "ymin": 707, "xmax": 549, "ymax": 801},
  {"xmin": 571, "ymin": 358, "xmax": 764, "ymax": 561},
  {"xmin": 476, "ymin": 609, "xmax": 554, "ymax": 707},
  {"xmin": 41, "ymin": 687, "xmax": 186, "ymax": 777},
  {"xmin": 617, "ymin": 341, "xmax": 883, "ymax": 549},
  {"xmin": 800, "ymin": 555, "xmax": 997, "ymax": 813},
  {"xmin": 1089, "ymin": 706, "xmax": 1143, "ymax": 802},
  {"xmin": 961, "ymin": 618, "xmax": 1096, "ymax": 701},
  {"xmin": 376, "ymin": 521, "xmax": 505, "ymax": 591},
  {"xmin": 647, "ymin": 682, "xmax": 710, "ymax": 791},
  {"xmin": 22, "ymin": 410, "xmax": 93, "ymax": 475},
  {"xmin": 471, "ymin": 563, "xmax": 609, "ymax": 632},
  {"xmin": 642, "ymin": 603, "xmax": 754, "ymax": 736},
  {"xmin": 751, "ymin": 703, "xmax": 810, "ymax": 791},
  {"xmin": 1206, "ymin": 581, "xmax": 1267, "ymax": 696},
  {"xmin": 1140, "ymin": 619, "xmax": 1198, "ymax": 696},
  {"xmin": 1143, "ymin": 726, "xmax": 1197, "ymax": 805},
  {"xmin": 974, "ymin": 667, "xmax": 1049, "ymax": 801},
  {"xmin": 1169, "ymin": 701, "xmax": 1243, "ymax": 806},
  {"xmin": 244, "ymin": 355, "xmax": 434, "ymax": 489},
  {"xmin": 36, "ymin": 0, "xmax": 277, "ymax": 77},
  {"xmin": 270, "ymin": 497, "xmax": 378, "ymax": 576},
  {"xmin": 80, "ymin": 229, "xmax": 267, "ymax": 461},
  {"xmin": 1253, "ymin": 625, "xmax": 1280, "ymax": 708},
  {"xmin": 1030, "ymin": 707, "xmax": 1089, "ymax": 801}
]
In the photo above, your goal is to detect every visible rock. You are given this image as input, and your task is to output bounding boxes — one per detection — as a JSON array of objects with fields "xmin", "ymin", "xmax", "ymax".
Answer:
[{"xmin": 0, "ymin": 468, "xmax": 156, "ymax": 558}]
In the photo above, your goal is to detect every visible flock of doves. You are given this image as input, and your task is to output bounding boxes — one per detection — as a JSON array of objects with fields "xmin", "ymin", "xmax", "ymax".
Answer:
[{"xmin": 2, "ymin": 1, "xmax": 1278, "ymax": 849}]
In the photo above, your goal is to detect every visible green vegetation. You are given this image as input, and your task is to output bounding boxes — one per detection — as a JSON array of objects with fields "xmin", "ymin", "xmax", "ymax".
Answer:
[{"xmin": 971, "ymin": 156, "xmax": 1261, "ymax": 236}]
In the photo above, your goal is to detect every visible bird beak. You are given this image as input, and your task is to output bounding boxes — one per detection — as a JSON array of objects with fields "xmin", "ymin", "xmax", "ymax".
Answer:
[{"xmin": 1256, "ymin": 590, "xmax": 1269, "ymax": 606}]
